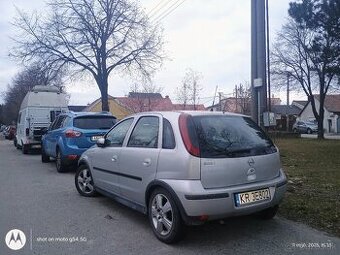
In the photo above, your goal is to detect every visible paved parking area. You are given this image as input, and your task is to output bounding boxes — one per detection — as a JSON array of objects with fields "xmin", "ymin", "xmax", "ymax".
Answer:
[{"xmin": 0, "ymin": 139, "xmax": 339, "ymax": 255}]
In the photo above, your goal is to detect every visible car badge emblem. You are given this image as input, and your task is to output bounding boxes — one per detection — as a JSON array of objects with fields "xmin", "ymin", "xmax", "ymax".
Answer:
[{"xmin": 248, "ymin": 158, "xmax": 255, "ymax": 166}]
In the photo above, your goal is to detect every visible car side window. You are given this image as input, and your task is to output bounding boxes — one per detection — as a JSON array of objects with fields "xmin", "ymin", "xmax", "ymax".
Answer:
[
  {"xmin": 128, "ymin": 116, "xmax": 159, "ymax": 148},
  {"xmin": 162, "ymin": 118, "xmax": 175, "ymax": 149},
  {"xmin": 106, "ymin": 118, "xmax": 134, "ymax": 147}
]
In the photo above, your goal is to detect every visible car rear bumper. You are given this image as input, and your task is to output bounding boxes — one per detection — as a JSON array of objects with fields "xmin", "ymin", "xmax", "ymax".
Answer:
[
  {"xmin": 162, "ymin": 169, "xmax": 287, "ymax": 222},
  {"xmin": 61, "ymin": 146, "xmax": 88, "ymax": 165}
]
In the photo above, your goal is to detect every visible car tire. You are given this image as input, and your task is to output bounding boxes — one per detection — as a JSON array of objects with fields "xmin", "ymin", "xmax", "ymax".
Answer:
[
  {"xmin": 22, "ymin": 144, "xmax": 29, "ymax": 154},
  {"xmin": 255, "ymin": 205, "xmax": 279, "ymax": 220},
  {"xmin": 148, "ymin": 188, "xmax": 184, "ymax": 244},
  {"xmin": 41, "ymin": 146, "xmax": 50, "ymax": 163},
  {"xmin": 307, "ymin": 128, "xmax": 312, "ymax": 134},
  {"xmin": 56, "ymin": 149, "xmax": 68, "ymax": 173},
  {"xmin": 75, "ymin": 165, "xmax": 98, "ymax": 197}
]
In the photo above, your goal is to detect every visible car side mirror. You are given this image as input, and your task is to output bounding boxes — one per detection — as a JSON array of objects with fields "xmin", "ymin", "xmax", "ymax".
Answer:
[{"xmin": 96, "ymin": 138, "xmax": 106, "ymax": 147}]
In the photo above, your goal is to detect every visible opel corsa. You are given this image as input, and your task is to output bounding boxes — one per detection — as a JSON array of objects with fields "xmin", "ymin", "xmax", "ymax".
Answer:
[{"xmin": 75, "ymin": 111, "xmax": 287, "ymax": 243}]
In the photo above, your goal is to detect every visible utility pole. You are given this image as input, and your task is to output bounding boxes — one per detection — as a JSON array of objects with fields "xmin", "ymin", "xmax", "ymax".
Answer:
[
  {"xmin": 286, "ymin": 73, "xmax": 290, "ymax": 131},
  {"xmin": 266, "ymin": 0, "xmax": 271, "ymax": 112},
  {"xmin": 251, "ymin": 0, "xmax": 267, "ymax": 127},
  {"xmin": 218, "ymin": 92, "xmax": 223, "ymax": 111}
]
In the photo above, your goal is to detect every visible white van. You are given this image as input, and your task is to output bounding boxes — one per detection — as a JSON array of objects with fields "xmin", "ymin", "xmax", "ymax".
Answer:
[{"xmin": 16, "ymin": 85, "xmax": 69, "ymax": 154}]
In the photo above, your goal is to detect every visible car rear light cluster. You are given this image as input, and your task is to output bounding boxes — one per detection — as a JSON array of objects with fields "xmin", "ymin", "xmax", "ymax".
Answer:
[
  {"xmin": 179, "ymin": 114, "xmax": 200, "ymax": 157},
  {"xmin": 65, "ymin": 129, "xmax": 82, "ymax": 138}
]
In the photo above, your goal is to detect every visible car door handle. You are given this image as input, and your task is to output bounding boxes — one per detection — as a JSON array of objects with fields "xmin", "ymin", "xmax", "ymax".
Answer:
[
  {"xmin": 143, "ymin": 158, "xmax": 151, "ymax": 166},
  {"xmin": 111, "ymin": 155, "xmax": 118, "ymax": 162}
]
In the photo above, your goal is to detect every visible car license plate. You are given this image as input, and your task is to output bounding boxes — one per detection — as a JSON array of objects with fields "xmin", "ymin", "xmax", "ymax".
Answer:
[
  {"xmin": 235, "ymin": 188, "xmax": 271, "ymax": 206},
  {"xmin": 91, "ymin": 136, "xmax": 103, "ymax": 141}
]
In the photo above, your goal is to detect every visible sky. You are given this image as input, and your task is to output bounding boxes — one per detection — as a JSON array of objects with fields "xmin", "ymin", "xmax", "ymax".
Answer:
[{"xmin": 0, "ymin": 0, "xmax": 307, "ymax": 106}]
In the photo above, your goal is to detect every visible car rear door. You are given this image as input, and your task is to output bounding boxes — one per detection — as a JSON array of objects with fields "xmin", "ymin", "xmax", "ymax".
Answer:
[
  {"xmin": 193, "ymin": 115, "xmax": 281, "ymax": 189},
  {"xmin": 118, "ymin": 115, "xmax": 161, "ymax": 205},
  {"xmin": 90, "ymin": 118, "xmax": 134, "ymax": 195}
]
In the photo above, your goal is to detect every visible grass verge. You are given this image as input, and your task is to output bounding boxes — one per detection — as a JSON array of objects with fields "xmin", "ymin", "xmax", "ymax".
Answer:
[{"xmin": 274, "ymin": 138, "xmax": 340, "ymax": 237}]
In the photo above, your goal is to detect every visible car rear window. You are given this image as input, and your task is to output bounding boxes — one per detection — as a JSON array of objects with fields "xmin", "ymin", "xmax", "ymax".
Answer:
[
  {"xmin": 73, "ymin": 116, "xmax": 117, "ymax": 130},
  {"xmin": 193, "ymin": 115, "xmax": 276, "ymax": 158}
]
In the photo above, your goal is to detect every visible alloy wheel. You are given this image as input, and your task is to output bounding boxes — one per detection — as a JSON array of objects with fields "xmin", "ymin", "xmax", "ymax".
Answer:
[
  {"xmin": 77, "ymin": 168, "xmax": 94, "ymax": 194},
  {"xmin": 151, "ymin": 194, "xmax": 173, "ymax": 236}
]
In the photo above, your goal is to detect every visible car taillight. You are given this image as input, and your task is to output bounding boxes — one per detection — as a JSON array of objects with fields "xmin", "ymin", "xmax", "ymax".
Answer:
[
  {"xmin": 25, "ymin": 128, "xmax": 29, "ymax": 136},
  {"xmin": 65, "ymin": 129, "xmax": 82, "ymax": 138},
  {"xmin": 178, "ymin": 114, "xmax": 200, "ymax": 157}
]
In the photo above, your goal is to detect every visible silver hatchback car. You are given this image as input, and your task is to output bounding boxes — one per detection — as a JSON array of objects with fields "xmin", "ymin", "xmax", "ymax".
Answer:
[{"xmin": 75, "ymin": 111, "xmax": 287, "ymax": 243}]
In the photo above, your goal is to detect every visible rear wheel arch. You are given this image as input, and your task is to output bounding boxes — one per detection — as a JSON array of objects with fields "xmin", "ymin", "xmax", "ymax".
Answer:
[{"xmin": 145, "ymin": 181, "xmax": 189, "ymax": 223}]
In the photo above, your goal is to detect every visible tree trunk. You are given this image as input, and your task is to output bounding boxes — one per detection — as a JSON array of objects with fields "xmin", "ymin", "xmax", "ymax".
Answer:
[
  {"xmin": 97, "ymin": 75, "xmax": 109, "ymax": 112},
  {"xmin": 318, "ymin": 95, "xmax": 325, "ymax": 139}
]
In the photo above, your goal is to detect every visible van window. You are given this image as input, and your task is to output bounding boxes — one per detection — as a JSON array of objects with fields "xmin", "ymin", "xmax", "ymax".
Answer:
[
  {"xmin": 50, "ymin": 110, "xmax": 61, "ymax": 122},
  {"xmin": 52, "ymin": 116, "xmax": 67, "ymax": 130},
  {"xmin": 193, "ymin": 116, "xmax": 276, "ymax": 158}
]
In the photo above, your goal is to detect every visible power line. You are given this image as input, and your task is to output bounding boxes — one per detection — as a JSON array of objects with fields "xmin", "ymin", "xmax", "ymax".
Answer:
[
  {"xmin": 147, "ymin": 0, "xmax": 166, "ymax": 16},
  {"xmin": 152, "ymin": 0, "xmax": 187, "ymax": 23},
  {"xmin": 149, "ymin": 0, "xmax": 174, "ymax": 19}
]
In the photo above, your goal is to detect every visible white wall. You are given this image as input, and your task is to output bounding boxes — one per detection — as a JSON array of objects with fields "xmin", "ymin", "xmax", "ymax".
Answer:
[{"xmin": 299, "ymin": 98, "xmax": 338, "ymax": 133}]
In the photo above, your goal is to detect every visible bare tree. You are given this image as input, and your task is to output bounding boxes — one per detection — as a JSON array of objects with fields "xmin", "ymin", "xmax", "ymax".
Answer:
[
  {"xmin": 11, "ymin": 0, "xmax": 164, "ymax": 111},
  {"xmin": 234, "ymin": 83, "xmax": 251, "ymax": 115},
  {"xmin": 127, "ymin": 83, "xmax": 163, "ymax": 112},
  {"xmin": 271, "ymin": 19, "xmax": 339, "ymax": 138},
  {"xmin": 2, "ymin": 63, "xmax": 64, "ymax": 124},
  {"xmin": 176, "ymin": 68, "xmax": 202, "ymax": 109}
]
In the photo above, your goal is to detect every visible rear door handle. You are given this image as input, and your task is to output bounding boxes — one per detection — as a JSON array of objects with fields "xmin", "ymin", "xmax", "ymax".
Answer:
[
  {"xmin": 143, "ymin": 158, "xmax": 151, "ymax": 166},
  {"xmin": 111, "ymin": 155, "xmax": 118, "ymax": 162}
]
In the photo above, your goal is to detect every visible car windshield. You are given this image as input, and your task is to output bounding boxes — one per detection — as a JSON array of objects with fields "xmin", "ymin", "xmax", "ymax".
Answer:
[
  {"xmin": 193, "ymin": 115, "xmax": 276, "ymax": 158},
  {"xmin": 73, "ymin": 116, "xmax": 116, "ymax": 130}
]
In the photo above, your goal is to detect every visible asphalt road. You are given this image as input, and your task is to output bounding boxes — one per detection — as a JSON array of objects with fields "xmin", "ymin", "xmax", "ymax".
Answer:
[{"xmin": 0, "ymin": 138, "xmax": 339, "ymax": 255}]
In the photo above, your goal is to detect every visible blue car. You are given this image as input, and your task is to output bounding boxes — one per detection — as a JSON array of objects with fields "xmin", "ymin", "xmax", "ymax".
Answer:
[{"xmin": 41, "ymin": 112, "xmax": 117, "ymax": 172}]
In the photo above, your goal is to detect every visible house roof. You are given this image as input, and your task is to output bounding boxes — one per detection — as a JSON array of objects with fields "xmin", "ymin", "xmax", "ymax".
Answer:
[
  {"xmin": 68, "ymin": 105, "xmax": 87, "ymax": 112},
  {"xmin": 271, "ymin": 105, "xmax": 301, "ymax": 115},
  {"xmin": 115, "ymin": 96, "xmax": 174, "ymax": 112},
  {"xmin": 292, "ymin": 100, "xmax": 308, "ymax": 107},
  {"xmin": 315, "ymin": 94, "xmax": 340, "ymax": 113},
  {"xmin": 128, "ymin": 92, "xmax": 162, "ymax": 99}
]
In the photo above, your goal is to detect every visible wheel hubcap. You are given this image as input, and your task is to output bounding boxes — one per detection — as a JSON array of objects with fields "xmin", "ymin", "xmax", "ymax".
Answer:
[
  {"xmin": 77, "ymin": 169, "xmax": 94, "ymax": 194},
  {"xmin": 151, "ymin": 194, "xmax": 173, "ymax": 236}
]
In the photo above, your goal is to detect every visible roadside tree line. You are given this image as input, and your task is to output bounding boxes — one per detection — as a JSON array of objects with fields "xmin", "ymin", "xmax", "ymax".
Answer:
[{"xmin": 272, "ymin": 0, "xmax": 340, "ymax": 138}]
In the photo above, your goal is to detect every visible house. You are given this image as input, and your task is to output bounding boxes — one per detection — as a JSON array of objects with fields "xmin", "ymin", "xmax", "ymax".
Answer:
[
  {"xmin": 172, "ymin": 104, "xmax": 206, "ymax": 111},
  {"xmin": 299, "ymin": 94, "xmax": 340, "ymax": 133},
  {"xmin": 84, "ymin": 93, "xmax": 206, "ymax": 120},
  {"xmin": 292, "ymin": 100, "xmax": 308, "ymax": 110},
  {"xmin": 271, "ymin": 104, "xmax": 301, "ymax": 131},
  {"xmin": 207, "ymin": 97, "xmax": 281, "ymax": 116},
  {"xmin": 83, "ymin": 95, "xmax": 132, "ymax": 120}
]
